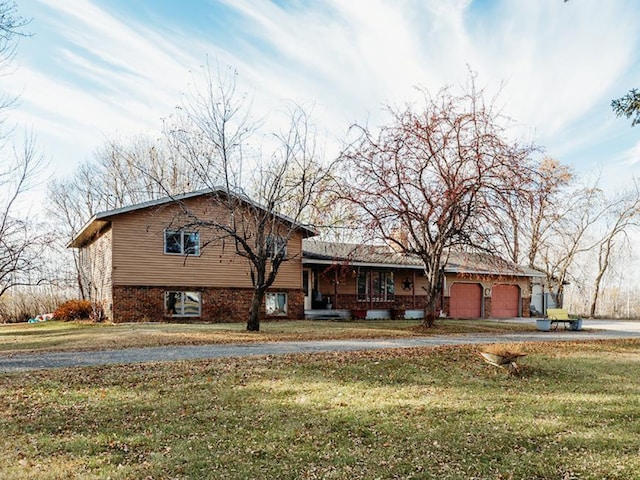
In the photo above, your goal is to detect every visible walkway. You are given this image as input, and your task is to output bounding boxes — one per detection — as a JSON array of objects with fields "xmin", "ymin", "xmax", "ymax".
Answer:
[{"xmin": 2, "ymin": 319, "xmax": 639, "ymax": 373}]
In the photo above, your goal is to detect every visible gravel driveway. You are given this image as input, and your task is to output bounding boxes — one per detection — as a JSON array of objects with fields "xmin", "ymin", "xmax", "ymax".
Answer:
[{"xmin": 2, "ymin": 321, "xmax": 639, "ymax": 373}]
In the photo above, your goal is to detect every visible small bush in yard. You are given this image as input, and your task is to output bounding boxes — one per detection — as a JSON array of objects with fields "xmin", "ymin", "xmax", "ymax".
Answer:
[{"xmin": 53, "ymin": 299, "xmax": 94, "ymax": 321}]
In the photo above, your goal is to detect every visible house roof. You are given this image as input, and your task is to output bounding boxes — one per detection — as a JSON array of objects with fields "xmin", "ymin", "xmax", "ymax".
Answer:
[
  {"xmin": 302, "ymin": 240, "xmax": 545, "ymax": 278},
  {"xmin": 69, "ymin": 188, "xmax": 318, "ymax": 248}
]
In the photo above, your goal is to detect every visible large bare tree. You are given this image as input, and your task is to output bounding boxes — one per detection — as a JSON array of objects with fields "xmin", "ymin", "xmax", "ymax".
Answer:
[
  {"xmin": 0, "ymin": 1, "xmax": 28, "ymax": 112},
  {"xmin": 0, "ymin": 136, "xmax": 46, "ymax": 298},
  {"xmin": 491, "ymin": 157, "xmax": 573, "ymax": 267},
  {"xmin": 587, "ymin": 184, "xmax": 640, "ymax": 317},
  {"xmin": 340, "ymin": 80, "xmax": 537, "ymax": 327},
  {"xmin": 0, "ymin": 2, "xmax": 48, "ymax": 302},
  {"xmin": 537, "ymin": 180, "xmax": 609, "ymax": 308},
  {"xmin": 160, "ymin": 64, "xmax": 333, "ymax": 331}
]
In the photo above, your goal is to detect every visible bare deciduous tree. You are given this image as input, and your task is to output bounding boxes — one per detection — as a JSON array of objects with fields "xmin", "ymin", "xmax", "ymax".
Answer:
[
  {"xmin": 160, "ymin": 64, "xmax": 334, "ymax": 331},
  {"xmin": 0, "ymin": 136, "xmax": 47, "ymax": 298},
  {"xmin": 588, "ymin": 184, "xmax": 640, "ymax": 317},
  {"xmin": 47, "ymin": 135, "xmax": 204, "ymax": 297},
  {"xmin": 0, "ymin": 2, "xmax": 48, "ymax": 304},
  {"xmin": 538, "ymin": 181, "xmax": 608, "ymax": 307},
  {"xmin": 340, "ymin": 79, "xmax": 537, "ymax": 327},
  {"xmin": 0, "ymin": 1, "xmax": 29, "ymax": 113},
  {"xmin": 523, "ymin": 159, "xmax": 574, "ymax": 269},
  {"xmin": 491, "ymin": 157, "xmax": 573, "ymax": 267}
]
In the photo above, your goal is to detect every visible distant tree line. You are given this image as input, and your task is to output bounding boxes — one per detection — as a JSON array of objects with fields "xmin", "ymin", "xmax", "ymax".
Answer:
[{"xmin": 0, "ymin": 1, "xmax": 54, "ymax": 322}]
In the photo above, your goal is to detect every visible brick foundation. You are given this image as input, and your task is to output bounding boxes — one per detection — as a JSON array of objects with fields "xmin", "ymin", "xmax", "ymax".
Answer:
[
  {"xmin": 522, "ymin": 296, "xmax": 531, "ymax": 317},
  {"xmin": 330, "ymin": 294, "xmax": 430, "ymax": 311},
  {"xmin": 112, "ymin": 285, "xmax": 304, "ymax": 323},
  {"xmin": 483, "ymin": 296, "xmax": 492, "ymax": 318}
]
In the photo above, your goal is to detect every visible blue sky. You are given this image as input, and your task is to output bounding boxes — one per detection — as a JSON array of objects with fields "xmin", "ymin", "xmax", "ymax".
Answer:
[{"xmin": 7, "ymin": 0, "xmax": 640, "ymax": 201}]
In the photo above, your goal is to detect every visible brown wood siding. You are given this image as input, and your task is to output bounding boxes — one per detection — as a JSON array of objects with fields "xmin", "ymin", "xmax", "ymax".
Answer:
[
  {"xmin": 110, "ymin": 196, "xmax": 304, "ymax": 289},
  {"xmin": 79, "ymin": 226, "xmax": 113, "ymax": 317}
]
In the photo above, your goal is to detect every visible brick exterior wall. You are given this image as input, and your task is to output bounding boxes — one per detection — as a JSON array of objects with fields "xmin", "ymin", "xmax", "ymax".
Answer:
[
  {"xmin": 483, "ymin": 296, "xmax": 492, "ymax": 318},
  {"xmin": 331, "ymin": 294, "xmax": 432, "ymax": 311},
  {"xmin": 112, "ymin": 285, "xmax": 304, "ymax": 323},
  {"xmin": 522, "ymin": 296, "xmax": 531, "ymax": 317}
]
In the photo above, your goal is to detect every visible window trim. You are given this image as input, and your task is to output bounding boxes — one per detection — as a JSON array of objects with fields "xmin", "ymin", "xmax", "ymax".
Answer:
[
  {"xmin": 265, "ymin": 292, "xmax": 288, "ymax": 316},
  {"xmin": 165, "ymin": 291, "xmax": 202, "ymax": 317},
  {"xmin": 164, "ymin": 229, "xmax": 200, "ymax": 256}
]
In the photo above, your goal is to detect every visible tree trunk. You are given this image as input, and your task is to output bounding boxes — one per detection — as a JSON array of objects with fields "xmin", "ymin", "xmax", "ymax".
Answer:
[
  {"xmin": 424, "ymin": 312, "xmax": 436, "ymax": 328},
  {"xmin": 421, "ymin": 272, "xmax": 441, "ymax": 329},
  {"xmin": 589, "ymin": 244, "xmax": 611, "ymax": 318},
  {"xmin": 247, "ymin": 288, "xmax": 265, "ymax": 331},
  {"xmin": 419, "ymin": 259, "xmax": 442, "ymax": 329},
  {"xmin": 422, "ymin": 292, "xmax": 439, "ymax": 328}
]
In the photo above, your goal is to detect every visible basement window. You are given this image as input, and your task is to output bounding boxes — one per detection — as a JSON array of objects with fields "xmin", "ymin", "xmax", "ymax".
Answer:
[
  {"xmin": 165, "ymin": 291, "xmax": 201, "ymax": 317},
  {"xmin": 266, "ymin": 292, "xmax": 288, "ymax": 316},
  {"xmin": 164, "ymin": 230, "xmax": 200, "ymax": 256}
]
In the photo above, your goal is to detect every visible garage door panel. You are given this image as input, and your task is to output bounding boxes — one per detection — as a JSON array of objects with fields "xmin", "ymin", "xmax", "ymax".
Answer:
[
  {"xmin": 492, "ymin": 284, "xmax": 520, "ymax": 318},
  {"xmin": 450, "ymin": 283, "xmax": 482, "ymax": 319}
]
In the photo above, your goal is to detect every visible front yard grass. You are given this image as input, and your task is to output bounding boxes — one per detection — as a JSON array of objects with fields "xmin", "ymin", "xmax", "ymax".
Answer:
[
  {"xmin": 1, "ymin": 339, "xmax": 639, "ymax": 479},
  {"xmin": 0, "ymin": 318, "xmax": 532, "ymax": 354}
]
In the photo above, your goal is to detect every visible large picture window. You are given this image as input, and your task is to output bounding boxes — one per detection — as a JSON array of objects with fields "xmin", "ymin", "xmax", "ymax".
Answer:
[
  {"xmin": 165, "ymin": 291, "xmax": 201, "ymax": 317},
  {"xmin": 266, "ymin": 292, "xmax": 288, "ymax": 316},
  {"xmin": 357, "ymin": 270, "xmax": 395, "ymax": 302},
  {"xmin": 164, "ymin": 230, "xmax": 200, "ymax": 255}
]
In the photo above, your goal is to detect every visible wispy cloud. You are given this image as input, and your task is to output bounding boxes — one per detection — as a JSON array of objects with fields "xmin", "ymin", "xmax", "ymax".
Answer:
[
  {"xmin": 213, "ymin": 0, "xmax": 640, "ymax": 139},
  {"xmin": 6, "ymin": 0, "xmax": 640, "ymax": 188}
]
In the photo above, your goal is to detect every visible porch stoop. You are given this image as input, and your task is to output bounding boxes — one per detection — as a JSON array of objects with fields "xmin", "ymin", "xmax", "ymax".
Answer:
[{"xmin": 304, "ymin": 309, "xmax": 352, "ymax": 321}]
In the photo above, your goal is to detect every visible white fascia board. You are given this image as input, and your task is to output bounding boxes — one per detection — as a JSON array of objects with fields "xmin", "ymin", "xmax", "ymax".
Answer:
[{"xmin": 302, "ymin": 258, "xmax": 424, "ymax": 270}]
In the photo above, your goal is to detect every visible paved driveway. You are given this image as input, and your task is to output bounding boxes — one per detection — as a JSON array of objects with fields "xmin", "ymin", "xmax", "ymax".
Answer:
[
  {"xmin": 495, "ymin": 318, "xmax": 640, "ymax": 333},
  {"xmin": 1, "ymin": 321, "xmax": 639, "ymax": 373},
  {"xmin": 581, "ymin": 319, "xmax": 640, "ymax": 333}
]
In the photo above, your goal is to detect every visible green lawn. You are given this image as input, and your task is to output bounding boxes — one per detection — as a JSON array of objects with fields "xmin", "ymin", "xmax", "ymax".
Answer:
[
  {"xmin": 0, "ymin": 319, "xmax": 533, "ymax": 353},
  {"xmin": 1, "ymin": 339, "xmax": 639, "ymax": 479}
]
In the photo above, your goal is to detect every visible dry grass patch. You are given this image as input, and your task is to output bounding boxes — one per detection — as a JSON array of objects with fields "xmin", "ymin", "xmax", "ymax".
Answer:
[
  {"xmin": 1, "ymin": 339, "xmax": 639, "ymax": 479},
  {"xmin": 481, "ymin": 342, "xmax": 527, "ymax": 357}
]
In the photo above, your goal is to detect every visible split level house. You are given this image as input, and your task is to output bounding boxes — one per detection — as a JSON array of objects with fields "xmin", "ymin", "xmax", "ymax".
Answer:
[{"xmin": 69, "ymin": 189, "xmax": 546, "ymax": 323}]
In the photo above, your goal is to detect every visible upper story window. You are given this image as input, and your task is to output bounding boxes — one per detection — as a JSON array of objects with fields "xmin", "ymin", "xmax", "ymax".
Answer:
[
  {"xmin": 266, "ymin": 235, "xmax": 287, "ymax": 260},
  {"xmin": 164, "ymin": 230, "xmax": 200, "ymax": 256}
]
